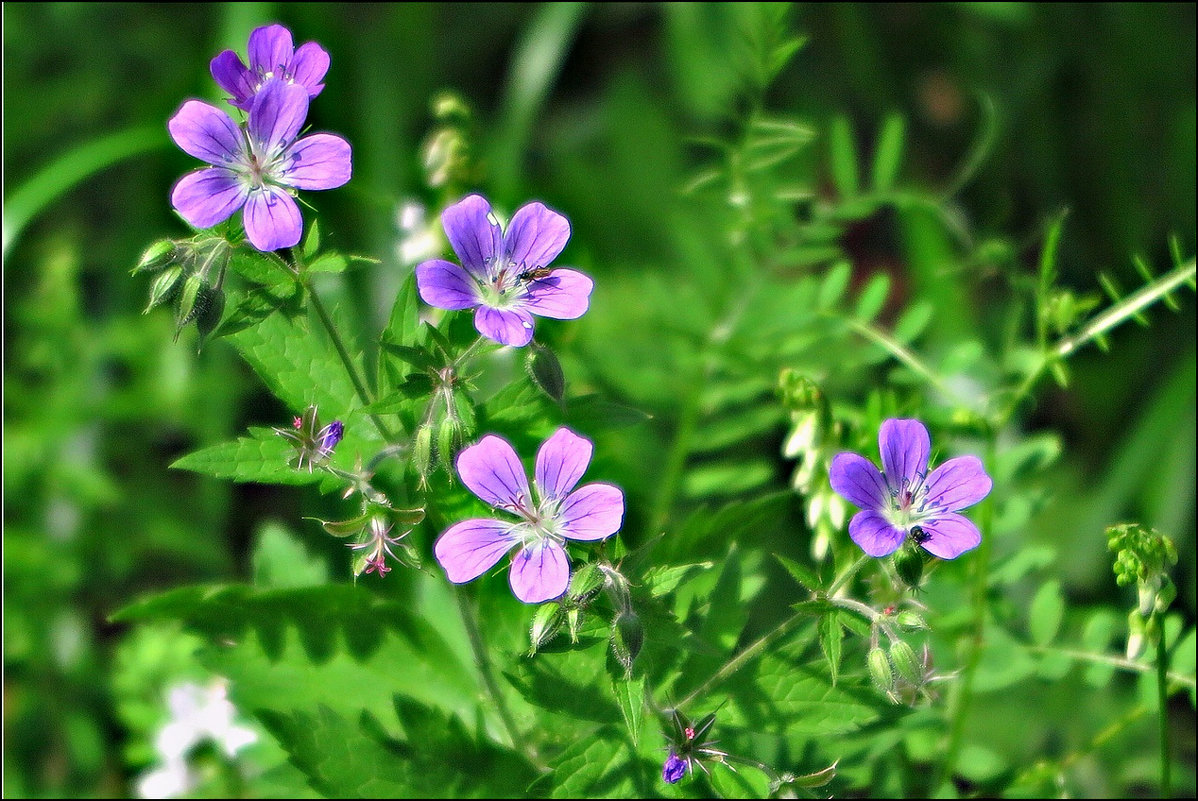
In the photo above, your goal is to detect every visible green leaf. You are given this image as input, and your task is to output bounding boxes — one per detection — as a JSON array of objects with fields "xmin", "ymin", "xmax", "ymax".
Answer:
[
  {"xmin": 818, "ymin": 261, "xmax": 852, "ymax": 309},
  {"xmin": 306, "ymin": 252, "xmax": 348, "ymax": 273},
  {"xmin": 1028, "ymin": 579, "xmax": 1065, "ymax": 646},
  {"xmin": 854, "ymin": 274, "xmax": 891, "ymax": 322},
  {"xmin": 170, "ymin": 427, "xmax": 325, "ymax": 486},
  {"xmin": 229, "ymin": 309, "xmax": 361, "ymax": 420},
  {"xmin": 251, "ymin": 522, "xmax": 329, "ymax": 589},
  {"xmin": 612, "ymin": 676, "xmax": 645, "ymax": 746},
  {"xmin": 829, "ymin": 115, "xmax": 859, "ymax": 198},
  {"xmin": 871, "ymin": 113, "xmax": 906, "ymax": 192},
  {"xmin": 893, "ymin": 301, "xmax": 934, "ymax": 343},
  {"xmin": 818, "ymin": 611, "xmax": 844, "ymax": 685},
  {"xmin": 774, "ymin": 553, "xmax": 821, "ymax": 592},
  {"xmin": 229, "ymin": 250, "xmax": 295, "ymax": 286},
  {"xmin": 547, "ymin": 727, "xmax": 646, "ymax": 799}
]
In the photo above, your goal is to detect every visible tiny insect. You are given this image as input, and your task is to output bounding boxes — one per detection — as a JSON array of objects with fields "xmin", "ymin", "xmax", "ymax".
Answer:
[{"xmin": 517, "ymin": 266, "xmax": 554, "ymax": 283}]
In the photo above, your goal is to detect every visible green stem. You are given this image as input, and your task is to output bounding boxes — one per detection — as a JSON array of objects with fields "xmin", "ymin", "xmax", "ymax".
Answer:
[
  {"xmin": 452, "ymin": 587, "xmax": 531, "ymax": 762},
  {"xmin": 938, "ymin": 431, "xmax": 996, "ymax": 788},
  {"xmin": 1054, "ymin": 258, "xmax": 1195, "ymax": 359},
  {"xmin": 827, "ymin": 552, "xmax": 872, "ymax": 597},
  {"xmin": 676, "ymin": 612, "xmax": 810, "ymax": 710},
  {"xmin": 304, "ymin": 278, "xmax": 399, "ymax": 443},
  {"xmin": 1021, "ymin": 644, "xmax": 1195, "ymax": 690},
  {"xmin": 1156, "ymin": 631, "xmax": 1172, "ymax": 796}
]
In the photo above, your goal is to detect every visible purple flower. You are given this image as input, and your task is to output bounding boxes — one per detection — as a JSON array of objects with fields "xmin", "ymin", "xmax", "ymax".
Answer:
[
  {"xmin": 210, "ymin": 23, "xmax": 329, "ymax": 111},
  {"xmin": 662, "ymin": 752, "xmax": 688, "ymax": 784},
  {"xmin": 416, "ymin": 195, "xmax": 593, "ymax": 347},
  {"xmin": 316, "ymin": 420, "xmax": 344, "ymax": 458},
  {"xmin": 168, "ymin": 79, "xmax": 351, "ymax": 251},
  {"xmin": 434, "ymin": 427, "xmax": 624, "ymax": 603},
  {"xmin": 829, "ymin": 419, "xmax": 992, "ymax": 559}
]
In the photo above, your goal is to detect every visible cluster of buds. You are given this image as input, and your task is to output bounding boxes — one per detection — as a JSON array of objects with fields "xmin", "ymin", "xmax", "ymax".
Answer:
[
  {"xmin": 866, "ymin": 603, "xmax": 943, "ymax": 705},
  {"xmin": 420, "ymin": 91, "xmax": 483, "ymax": 191},
  {"xmin": 527, "ymin": 563, "xmax": 644, "ymax": 677},
  {"xmin": 1107, "ymin": 523, "xmax": 1178, "ymax": 659},
  {"xmin": 133, "ymin": 234, "xmax": 230, "ymax": 345},
  {"xmin": 779, "ymin": 371, "xmax": 845, "ymax": 561},
  {"xmin": 273, "ymin": 405, "xmax": 344, "ymax": 472}
]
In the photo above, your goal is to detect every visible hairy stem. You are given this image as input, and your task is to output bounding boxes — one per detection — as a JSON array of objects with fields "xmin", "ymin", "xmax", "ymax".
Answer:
[
  {"xmin": 676, "ymin": 612, "xmax": 810, "ymax": 710},
  {"xmin": 827, "ymin": 552, "xmax": 872, "ymax": 597}
]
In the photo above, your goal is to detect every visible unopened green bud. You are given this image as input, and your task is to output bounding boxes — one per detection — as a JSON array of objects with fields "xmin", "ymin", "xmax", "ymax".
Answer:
[
  {"xmin": 895, "ymin": 611, "xmax": 928, "ymax": 631},
  {"xmin": 889, "ymin": 640, "xmax": 922, "ymax": 685},
  {"xmin": 437, "ymin": 416, "xmax": 461, "ymax": 474},
  {"xmin": 195, "ymin": 284, "xmax": 225, "ymax": 343},
  {"xmin": 526, "ymin": 343, "xmax": 566, "ymax": 404},
  {"xmin": 868, "ymin": 646, "xmax": 894, "ymax": 695},
  {"xmin": 529, "ymin": 601, "xmax": 564, "ymax": 653},
  {"xmin": 610, "ymin": 611, "xmax": 644, "ymax": 673},
  {"xmin": 412, "ymin": 425, "xmax": 434, "ymax": 482},
  {"xmin": 144, "ymin": 265, "xmax": 184, "ymax": 313},
  {"xmin": 566, "ymin": 607, "xmax": 582, "ymax": 643},
  {"xmin": 894, "ymin": 543, "xmax": 925, "ymax": 589},
  {"xmin": 568, "ymin": 562, "xmax": 605, "ymax": 603},
  {"xmin": 134, "ymin": 239, "xmax": 177, "ymax": 273}
]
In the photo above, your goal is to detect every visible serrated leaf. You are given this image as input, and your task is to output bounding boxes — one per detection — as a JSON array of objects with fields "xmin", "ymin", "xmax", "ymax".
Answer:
[
  {"xmin": 1028, "ymin": 579, "xmax": 1065, "ymax": 646},
  {"xmin": 774, "ymin": 553, "xmax": 821, "ymax": 592},
  {"xmin": 642, "ymin": 562, "xmax": 714, "ymax": 597},
  {"xmin": 171, "ymin": 427, "xmax": 325, "ymax": 485},
  {"xmin": 871, "ymin": 113, "xmax": 906, "ymax": 192},
  {"xmin": 229, "ymin": 310, "xmax": 361, "ymax": 422}
]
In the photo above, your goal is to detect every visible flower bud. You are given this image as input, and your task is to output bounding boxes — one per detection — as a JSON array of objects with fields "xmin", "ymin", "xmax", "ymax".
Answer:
[
  {"xmin": 144, "ymin": 265, "xmax": 184, "ymax": 313},
  {"xmin": 610, "ymin": 611, "xmax": 644, "ymax": 674},
  {"xmin": 412, "ymin": 425, "xmax": 434, "ymax": 483},
  {"xmin": 894, "ymin": 543, "xmax": 925, "ymax": 589},
  {"xmin": 529, "ymin": 602, "xmax": 564, "ymax": 654},
  {"xmin": 134, "ymin": 239, "xmax": 177, "ymax": 273},
  {"xmin": 895, "ymin": 610, "xmax": 928, "ymax": 631},
  {"xmin": 867, "ymin": 646, "xmax": 894, "ymax": 695},
  {"xmin": 889, "ymin": 640, "xmax": 922, "ymax": 685},
  {"xmin": 568, "ymin": 562, "xmax": 605, "ymax": 604}
]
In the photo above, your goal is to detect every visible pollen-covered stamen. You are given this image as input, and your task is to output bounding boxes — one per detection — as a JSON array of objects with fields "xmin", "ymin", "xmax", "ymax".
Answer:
[{"xmin": 885, "ymin": 471, "xmax": 936, "ymax": 530}]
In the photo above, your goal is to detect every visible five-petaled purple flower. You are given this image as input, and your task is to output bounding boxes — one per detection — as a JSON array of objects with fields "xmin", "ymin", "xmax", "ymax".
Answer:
[
  {"xmin": 829, "ymin": 418, "xmax": 992, "ymax": 559},
  {"xmin": 434, "ymin": 427, "xmax": 624, "ymax": 603},
  {"xmin": 662, "ymin": 752, "xmax": 688, "ymax": 784},
  {"xmin": 210, "ymin": 23, "xmax": 329, "ymax": 111},
  {"xmin": 416, "ymin": 195, "xmax": 594, "ymax": 347},
  {"xmin": 168, "ymin": 79, "xmax": 351, "ymax": 251}
]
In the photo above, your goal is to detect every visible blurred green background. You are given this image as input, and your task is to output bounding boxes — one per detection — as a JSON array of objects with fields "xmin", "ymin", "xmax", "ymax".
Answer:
[{"xmin": 4, "ymin": 2, "xmax": 1194, "ymax": 797}]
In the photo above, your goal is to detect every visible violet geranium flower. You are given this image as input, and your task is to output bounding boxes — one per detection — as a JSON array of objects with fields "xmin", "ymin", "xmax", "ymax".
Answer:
[
  {"xmin": 416, "ymin": 194, "xmax": 594, "ymax": 347},
  {"xmin": 210, "ymin": 23, "xmax": 329, "ymax": 111},
  {"xmin": 829, "ymin": 418, "xmax": 992, "ymax": 559},
  {"xmin": 168, "ymin": 79, "xmax": 351, "ymax": 252},
  {"xmin": 434, "ymin": 427, "xmax": 624, "ymax": 603}
]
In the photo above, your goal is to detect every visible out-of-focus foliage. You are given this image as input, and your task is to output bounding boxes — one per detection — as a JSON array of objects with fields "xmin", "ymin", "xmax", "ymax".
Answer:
[{"xmin": 4, "ymin": 3, "xmax": 1194, "ymax": 799}]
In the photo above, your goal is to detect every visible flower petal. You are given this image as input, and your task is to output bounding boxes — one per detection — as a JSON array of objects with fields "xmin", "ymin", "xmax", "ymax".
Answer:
[
  {"xmin": 558, "ymin": 483, "xmax": 625, "ymax": 541},
  {"xmin": 283, "ymin": 133, "xmax": 351, "ymax": 189},
  {"xmin": 504, "ymin": 201, "xmax": 570, "ymax": 269},
  {"xmin": 434, "ymin": 518, "xmax": 518, "ymax": 583},
  {"xmin": 442, "ymin": 194, "xmax": 501, "ymax": 274},
  {"xmin": 289, "ymin": 41, "xmax": 330, "ymax": 95},
  {"xmin": 171, "ymin": 168, "xmax": 248, "ymax": 229},
  {"xmin": 522, "ymin": 269, "xmax": 593, "ymax": 320},
  {"xmin": 534, "ymin": 427, "xmax": 593, "ymax": 501},
  {"xmin": 509, "ymin": 539, "xmax": 570, "ymax": 604},
  {"xmin": 209, "ymin": 50, "xmax": 254, "ymax": 106},
  {"xmin": 829, "ymin": 452, "xmax": 889, "ymax": 510},
  {"xmin": 924, "ymin": 455, "xmax": 992, "ymax": 512},
  {"xmin": 456, "ymin": 434, "xmax": 531, "ymax": 510},
  {"xmin": 879, "ymin": 418, "xmax": 930, "ymax": 491},
  {"xmin": 247, "ymin": 23, "xmax": 294, "ymax": 73},
  {"xmin": 848, "ymin": 510, "xmax": 906, "ymax": 557},
  {"xmin": 243, "ymin": 187, "xmax": 302, "ymax": 251},
  {"xmin": 167, "ymin": 100, "xmax": 243, "ymax": 165},
  {"xmin": 416, "ymin": 259, "xmax": 482, "ymax": 310},
  {"xmin": 248, "ymin": 79, "xmax": 309, "ymax": 154},
  {"xmin": 918, "ymin": 512, "xmax": 982, "ymax": 559},
  {"xmin": 475, "ymin": 306, "xmax": 535, "ymax": 347}
]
